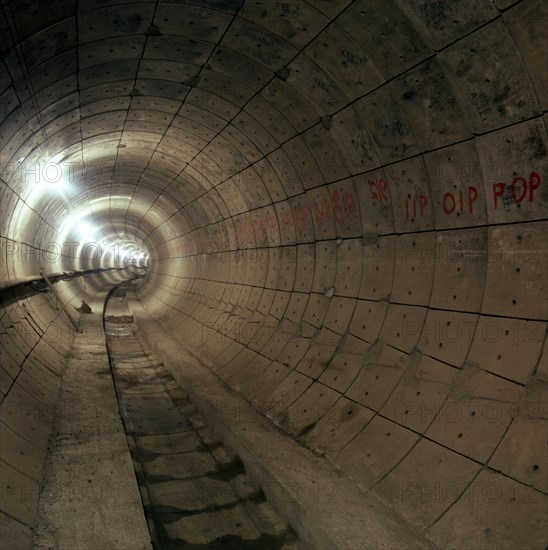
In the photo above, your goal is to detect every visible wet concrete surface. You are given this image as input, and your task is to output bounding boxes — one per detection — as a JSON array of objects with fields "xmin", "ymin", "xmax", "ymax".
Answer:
[{"xmin": 105, "ymin": 289, "xmax": 303, "ymax": 549}]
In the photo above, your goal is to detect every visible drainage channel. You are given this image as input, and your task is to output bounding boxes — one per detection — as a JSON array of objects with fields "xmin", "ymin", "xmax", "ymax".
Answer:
[{"xmin": 103, "ymin": 283, "xmax": 303, "ymax": 550}]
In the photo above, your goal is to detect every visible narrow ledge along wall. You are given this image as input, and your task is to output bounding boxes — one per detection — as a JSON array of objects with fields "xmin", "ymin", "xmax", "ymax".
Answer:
[
  {"xmin": 0, "ymin": 270, "xmax": 135, "ymax": 546},
  {"xmin": 0, "ymin": 1, "xmax": 546, "ymax": 549}
]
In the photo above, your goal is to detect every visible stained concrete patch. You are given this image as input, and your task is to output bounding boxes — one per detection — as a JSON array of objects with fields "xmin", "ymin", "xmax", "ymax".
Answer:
[
  {"xmin": 104, "ymin": 289, "xmax": 303, "ymax": 549},
  {"xmin": 143, "ymin": 451, "xmax": 217, "ymax": 480},
  {"xmin": 120, "ymin": 395, "xmax": 188, "ymax": 435},
  {"xmin": 165, "ymin": 505, "xmax": 261, "ymax": 544},
  {"xmin": 136, "ymin": 432, "xmax": 202, "ymax": 454},
  {"xmin": 147, "ymin": 477, "xmax": 239, "ymax": 510}
]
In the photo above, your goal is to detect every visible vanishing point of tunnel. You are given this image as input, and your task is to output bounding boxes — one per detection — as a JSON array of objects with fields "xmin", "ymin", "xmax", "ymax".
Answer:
[{"xmin": 0, "ymin": 1, "xmax": 546, "ymax": 549}]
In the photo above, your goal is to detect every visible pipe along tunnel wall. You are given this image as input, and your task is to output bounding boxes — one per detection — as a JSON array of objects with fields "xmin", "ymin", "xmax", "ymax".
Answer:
[{"xmin": 0, "ymin": 0, "xmax": 547, "ymax": 548}]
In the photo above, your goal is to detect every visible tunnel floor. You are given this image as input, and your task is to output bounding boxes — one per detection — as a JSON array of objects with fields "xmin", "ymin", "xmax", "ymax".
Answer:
[{"xmin": 33, "ymin": 285, "xmax": 303, "ymax": 550}]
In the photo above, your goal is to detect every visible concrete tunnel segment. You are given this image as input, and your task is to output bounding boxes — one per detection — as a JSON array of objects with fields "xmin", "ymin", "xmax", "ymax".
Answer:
[{"xmin": 0, "ymin": 0, "xmax": 546, "ymax": 548}]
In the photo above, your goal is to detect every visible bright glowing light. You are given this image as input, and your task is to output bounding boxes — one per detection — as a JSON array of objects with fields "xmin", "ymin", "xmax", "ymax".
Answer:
[
  {"xmin": 99, "ymin": 239, "xmax": 148, "ymax": 266},
  {"xmin": 50, "ymin": 179, "xmax": 71, "ymax": 195},
  {"xmin": 76, "ymin": 221, "xmax": 97, "ymax": 241},
  {"xmin": 59, "ymin": 211, "xmax": 100, "ymax": 243},
  {"xmin": 25, "ymin": 166, "xmax": 72, "ymax": 205},
  {"xmin": 89, "ymin": 195, "xmax": 132, "ymax": 204}
]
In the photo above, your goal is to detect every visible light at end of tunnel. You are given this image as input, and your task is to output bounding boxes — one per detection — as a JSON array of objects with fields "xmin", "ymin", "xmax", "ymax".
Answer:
[
  {"xmin": 99, "ymin": 238, "xmax": 150, "ymax": 268},
  {"xmin": 76, "ymin": 221, "xmax": 98, "ymax": 241}
]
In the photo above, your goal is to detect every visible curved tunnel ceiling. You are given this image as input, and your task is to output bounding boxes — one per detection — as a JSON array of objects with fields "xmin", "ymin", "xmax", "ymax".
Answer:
[{"xmin": 1, "ymin": 0, "xmax": 547, "ymax": 548}]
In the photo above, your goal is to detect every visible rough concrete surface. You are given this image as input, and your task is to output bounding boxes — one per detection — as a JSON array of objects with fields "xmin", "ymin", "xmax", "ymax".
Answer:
[
  {"xmin": 0, "ymin": 0, "xmax": 547, "ymax": 549},
  {"xmin": 31, "ymin": 313, "xmax": 152, "ymax": 550},
  {"xmin": 105, "ymin": 288, "xmax": 304, "ymax": 548}
]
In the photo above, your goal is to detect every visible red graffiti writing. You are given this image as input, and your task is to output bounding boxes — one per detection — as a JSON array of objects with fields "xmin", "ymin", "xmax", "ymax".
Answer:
[
  {"xmin": 234, "ymin": 190, "xmax": 357, "ymax": 244},
  {"xmin": 493, "ymin": 171, "xmax": 541, "ymax": 209},
  {"xmin": 405, "ymin": 194, "xmax": 428, "ymax": 220},
  {"xmin": 290, "ymin": 190, "xmax": 356, "ymax": 236},
  {"xmin": 314, "ymin": 198, "xmax": 332, "ymax": 225},
  {"xmin": 369, "ymin": 178, "xmax": 389, "ymax": 202},
  {"xmin": 442, "ymin": 186, "xmax": 478, "ymax": 215}
]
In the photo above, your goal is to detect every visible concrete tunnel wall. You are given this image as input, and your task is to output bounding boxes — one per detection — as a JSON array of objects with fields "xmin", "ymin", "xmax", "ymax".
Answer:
[{"xmin": 0, "ymin": 0, "xmax": 546, "ymax": 548}]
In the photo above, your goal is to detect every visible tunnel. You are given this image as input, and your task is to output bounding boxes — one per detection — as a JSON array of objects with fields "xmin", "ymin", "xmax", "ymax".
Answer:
[{"xmin": 0, "ymin": 0, "xmax": 547, "ymax": 548}]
